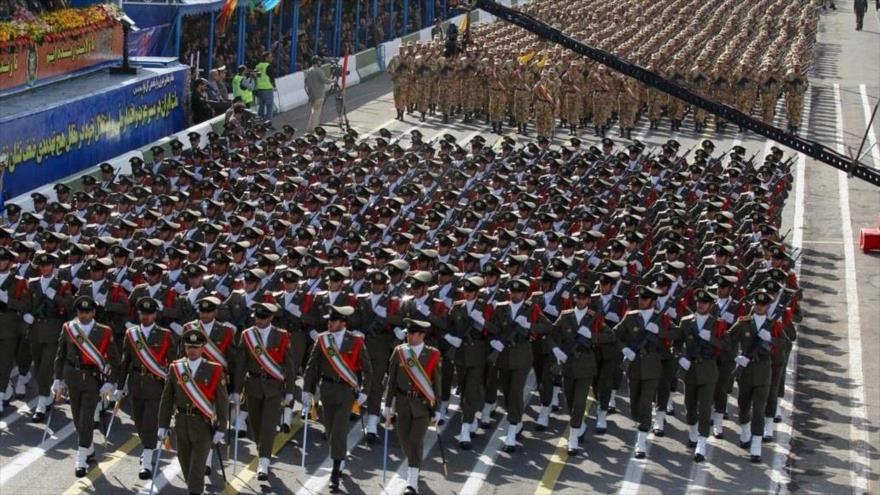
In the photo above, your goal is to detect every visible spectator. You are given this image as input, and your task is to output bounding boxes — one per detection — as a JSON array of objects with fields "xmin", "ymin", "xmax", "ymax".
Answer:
[
  {"xmin": 254, "ymin": 50, "xmax": 276, "ymax": 121},
  {"xmin": 304, "ymin": 55, "xmax": 331, "ymax": 131},
  {"xmin": 191, "ymin": 78, "xmax": 216, "ymax": 124}
]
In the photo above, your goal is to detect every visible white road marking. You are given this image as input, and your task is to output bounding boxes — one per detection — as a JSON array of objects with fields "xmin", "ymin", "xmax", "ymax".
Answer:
[
  {"xmin": 137, "ymin": 457, "xmax": 182, "ymax": 495},
  {"xmin": 0, "ymin": 422, "xmax": 76, "ymax": 486},
  {"xmin": 458, "ymin": 370, "xmax": 537, "ymax": 495},
  {"xmin": 833, "ymin": 82, "xmax": 870, "ymax": 495},
  {"xmin": 859, "ymin": 84, "xmax": 880, "ymax": 168},
  {"xmin": 384, "ymin": 403, "xmax": 460, "ymax": 494},
  {"xmin": 0, "ymin": 399, "xmax": 38, "ymax": 432}
]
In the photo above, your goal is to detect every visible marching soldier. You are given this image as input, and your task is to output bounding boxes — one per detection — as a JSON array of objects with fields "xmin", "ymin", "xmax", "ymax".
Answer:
[
  {"xmin": 233, "ymin": 302, "xmax": 297, "ymax": 480},
  {"xmin": 0, "ymin": 247, "xmax": 31, "ymax": 413},
  {"xmin": 52, "ymin": 296, "xmax": 122, "ymax": 477},
  {"xmin": 711, "ymin": 274, "xmax": 744, "ymax": 438},
  {"xmin": 158, "ymin": 329, "xmax": 229, "ymax": 495},
  {"xmin": 119, "ymin": 297, "xmax": 178, "ymax": 479},
  {"xmin": 384, "ymin": 318, "xmax": 443, "ymax": 495},
  {"xmin": 302, "ymin": 305, "xmax": 372, "ymax": 493},
  {"xmin": 591, "ymin": 271, "xmax": 625, "ymax": 432}
]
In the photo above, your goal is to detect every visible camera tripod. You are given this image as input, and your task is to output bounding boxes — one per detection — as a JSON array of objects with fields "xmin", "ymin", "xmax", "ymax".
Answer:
[{"xmin": 322, "ymin": 78, "xmax": 351, "ymax": 135}]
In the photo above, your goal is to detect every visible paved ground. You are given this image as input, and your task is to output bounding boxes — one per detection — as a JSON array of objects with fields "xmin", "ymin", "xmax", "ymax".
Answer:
[{"xmin": 1, "ymin": 5, "xmax": 878, "ymax": 495}]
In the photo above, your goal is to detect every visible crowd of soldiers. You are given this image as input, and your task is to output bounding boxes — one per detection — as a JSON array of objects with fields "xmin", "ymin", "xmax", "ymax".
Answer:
[
  {"xmin": 389, "ymin": 0, "xmax": 818, "ymax": 138},
  {"xmin": 0, "ymin": 108, "xmax": 802, "ymax": 493}
]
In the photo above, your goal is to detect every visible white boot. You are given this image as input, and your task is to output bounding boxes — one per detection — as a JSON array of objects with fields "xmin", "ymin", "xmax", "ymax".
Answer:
[
  {"xmin": 774, "ymin": 404, "xmax": 782, "ymax": 419},
  {"xmin": 596, "ymin": 409, "xmax": 608, "ymax": 431},
  {"xmin": 141, "ymin": 448, "xmax": 154, "ymax": 468},
  {"xmin": 711, "ymin": 412, "xmax": 724, "ymax": 437},
  {"xmin": 763, "ymin": 418, "xmax": 774, "ymax": 440},
  {"xmin": 568, "ymin": 428, "xmax": 580, "ymax": 454},
  {"xmin": 459, "ymin": 423, "xmax": 471, "ymax": 443},
  {"xmin": 666, "ymin": 396, "xmax": 675, "ymax": 414},
  {"xmin": 634, "ymin": 431, "xmax": 648, "ymax": 458},
  {"xmin": 576, "ymin": 422, "xmax": 586, "ymax": 438},
  {"xmin": 652, "ymin": 411, "xmax": 666, "ymax": 434},
  {"xmin": 235, "ymin": 411, "xmax": 248, "ymax": 431},
  {"xmin": 76, "ymin": 447, "xmax": 89, "ymax": 469},
  {"xmin": 205, "ymin": 449, "xmax": 213, "ymax": 468},
  {"xmin": 739, "ymin": 422, "xmax": 751, "ymax": 445},
  {"xmin": 258, "ymin": 457, "xmax": 270, "ymax": 475},
  {"xmin": 470, "ymin": 419, "xmax": 478, "ymax": 433},
  {"xmin": 608, "ymin": 390, "xmax": 617, "ymax": 410},
  {"xmin": 536, "ymin": 406, "xmax": 550, "ymax": 429},
  {"xmin": 16, "ymin": 372, "xmax": 29, "ymax": 397},
  {"xmin": 4, "ymin": 382, "xmax": 12, "ymax": 400},
  {"xmin": 0, "ymin": 391, "xmax": 5, "ymax": 413},
  {"xmin": 515, "ymin": 422, "xmax": 523, "ymax": 434},
  {"xmin": 440, "ymin": 401, "xmax": 449, "ymax": 418},
  {"xmin": 406, "ymin": 466, "xmax": 420, "ymax": 490},
  {"xmin": 86, "ymin": 443, "xmax": 94, "ymax": 457},
  {"xmin": 480, "ymin": 403, "xmax": 494, "ymax": 423},
  {"xmin": 35, "ymin": 395, "xmax": 50, "ymax": 413},
  {"xmin": 695, "ymin": 436, "xmax": 707, "ymax": 462},
  {"xmin": 504, "ymin": 424, "xmax": 517, "ymax": 449},
  {"xmin": 93, "ymin": 401, "xmax": 102, "ymax": 422},
  {"xmin": 550, "ymin": 386, "xmax": 561, "ymax": 409},
  {"xmin": 366, "ymin": 414, "xmax": 380, "ymax": 435},
  {"xmin": 688, "ymin": 424, "xmax": 699, "ymax": 444},
  {"xmin": 281, "ymin": 407, "xmax": 293, "ymax": 427},
  {"xmin": 749, "ymin": 435, "xmax": 763, "ymax": 461}
]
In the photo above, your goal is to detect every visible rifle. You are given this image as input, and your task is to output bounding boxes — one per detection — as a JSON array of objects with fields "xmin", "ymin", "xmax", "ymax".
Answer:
[
  {"xmin": 728, "ymin": 325, "xmax": 772, "ymax": 389},
  {"xmin": 487, "ymin": 312, "xmax": 531, "ymax": 365},
  {"xmin": 619, "ymin": 321, "xmax": 663, "ymax": 373}
]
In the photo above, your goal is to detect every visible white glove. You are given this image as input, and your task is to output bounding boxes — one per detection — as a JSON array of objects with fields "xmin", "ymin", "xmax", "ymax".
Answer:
[
  {"xmin": 286, "ymin": 303, "xmax": 302, "ymax": 317},
  {"xmin": 173, "ymin": 282, "xmax": 187, "ymax": 294},
  {"xmin": 490, "ymin": 340, "xmax": 505, "ymax": 353},
  {"xmin": 0, "ymin": 290, "xmax": 8, "ymax": 304},
  {"xmin": 469, "ymin": 309, "xmax": 485, "ymax": 326},
  {"xmin": 605, "ymin": 312, "xmax": 620, "ymax": 323},
  {"xmin": 229, "ymin": 393, "xmax": 241, "ymax": 406},
  {"xmin": 94, "ymin": 293, "xmax": 107, "ymax": 306},
  {"xmin": 515, "ymin": 315, "xmax": 531, "ymax": 329},
  {"xmin": 374, "ymin": 305, "xmax": 387, "ymax": 318},
  {"xmin": 212, "ymin": 431, "xmax": 225, "ymax": 445},
  {"xmin": 699, "ymin": 329, "xmax": 712, "ymax": 341},
  {"xmin": 416, "ymin": 303, "xmax": 430, "ymax": 316},
  {"xmin": 23, "ymin": 313, "xmax": 35, "ymax": 325},
  {"xmin": 758, "ymin": 329, "xmax": 772, "ymax": 342},
  {"xmin": 622, "ymin": 347, "xmax": 636, "ymax": 361},
  {"xmin": 734, "ymin": 355, "xmax": 750, "ymax": 367},
  {"xmin": 721, "ymin": 312, "xmax": 735, "ymax": 324},
  {"xmin": 110, "ymin": 389, "xmax": 124, "ymax": 401},
  {"xmin": 393, "ymin": 326, "xmax": 406, "ymax": 340},
  {"xmin": 552, "ymin": 347, "xmax": 568, "ymax": 364},
  {"xmin": 44, "ymin": 287, "xmax": 56, "ymax": 299},
  {"xmin": 50, "ymin": 379, "xmax": 65, "ymax": 396},
  {"xmin": 444, "ymin": 334, "xmax": 463, "ymax": 348},
  {"xmin": 99, "ymin": 383, "xmax": 116, "ymax": 397},
  {"xmin": 678, "ymin": 357, "xmax": 691, "ymax": 370},
  {"xmin": 666, "ymin": 307, "xmax": 678, "ymax": 319},
  {"xmin": 357, "ymin": 393, "xmax": 368, "ymax": 406},
  {"xmin": 545, "ymin": 305, "xmax": 559, "ymax": 317},
  {"xmin": 646, "ymin": 322, "xmax": 659, "ymax": 334},
  {"xmin": 309, "ymin": 329, "xmax": 319, "ymax": 341},
  {"xmin": 577, "ymin": 326, "xmax": 592, "ymax": 339},
  {"xmin": 158, "ymin": 428, "xmax": 170, "ymax": 440},
  {"xmin": 169, "ymin": 322, "xmax": 183, "ymax": 335},
  {"xmin": 284, "ymin": 393, "xmax": 294, "ymax": 405}
]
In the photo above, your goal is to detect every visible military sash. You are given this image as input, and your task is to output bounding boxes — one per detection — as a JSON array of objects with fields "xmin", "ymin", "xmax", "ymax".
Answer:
[
  {"xmin": 191, "ymin": 321, "xmax": 228, "ymax": 369},
  {"xmin": 171, "ymin": 360, "xmax": 216, "ymax": 421},
  {"xmin": 63, "ymin": 320, "xmax": 109, "ymax": 372},
  {"xmin": 397, "ymin": 345, "xmax": 439, "ymax": 406},
  {"xmin": 318, "ymin": 333, "xmax": 358, "ymax": 389},
  {"xmin": 242, "ymin": 327, "xmax": 286, "ymax": 381},
  {"xmin": 125, "ymin": 326, "xmax": 169, "ymax": 380}
]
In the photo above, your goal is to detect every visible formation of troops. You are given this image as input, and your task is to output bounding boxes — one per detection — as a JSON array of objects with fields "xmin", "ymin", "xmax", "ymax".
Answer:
[{"xmin": 389, "ymin": 0, "xmax": 818, "ymax": 138}]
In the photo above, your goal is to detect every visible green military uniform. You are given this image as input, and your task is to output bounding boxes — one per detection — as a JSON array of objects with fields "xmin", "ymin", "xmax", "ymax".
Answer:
[
  {"xmin": 590, "ymin": 272, "xmax": 625, "ymax": 433},
  {"xmin": 0, "ymin": 248, "xmax": 32, "ymax": 411}
]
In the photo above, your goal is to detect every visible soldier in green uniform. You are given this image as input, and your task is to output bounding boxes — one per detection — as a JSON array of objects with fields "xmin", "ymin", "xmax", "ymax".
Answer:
[
  {"xmin": 233, "ymin": 302, "xmax": 297, "ymax": 480},
  {"xmin": 674, "ymin": 289, "xmax": 724, "ymax": 462},
  {"xmin": 119, "ymin": 297, "xmax": 178, "ymax": 479},
  {"xmin": 711, "ymin": 275, "xmax": 743, "ymax": 438},
  {"xmin": 384, "ymin": 318, "xmax": 443, "ymax": 495},
  {"xmin": 158, "ymin": 329, "xmax": 229, "ymax": 495},
  {"xmin": 591, "ymin": 271, "xmax": 625, "ymax": 434},
  {"xmin": 52, "ymin": 296, "xmax": 121, "ymax": 477},
  {"xmin": 0, "ymin": 246, "xmax": 31, "ymax": 414},
  {"xmin": 302, "ymin": 305, "xmax": 372, "ymax": 493}
]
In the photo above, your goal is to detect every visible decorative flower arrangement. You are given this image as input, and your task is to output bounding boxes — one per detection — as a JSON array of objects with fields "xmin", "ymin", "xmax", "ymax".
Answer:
[{"xmin": 0, "ymin": 4, "xmax": 120, "ymax": 49}]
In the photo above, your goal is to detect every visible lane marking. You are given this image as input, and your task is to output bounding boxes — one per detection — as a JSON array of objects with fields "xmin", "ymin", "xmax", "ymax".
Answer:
[
  {"xmin": 533, "ymin": 397, "xmax": 594, "ymax": 495},
  {"xmin": 221, "ymin": 418, "xmax": 303, "ymax": 495},
  {"xmin": 61, "ymin": 435, "xmax": 141, "ymax": 495},
  {"xmin": 859, "ymin": 84, "xmax": 880, "ymax": 168},
  {"xmin": 833, "ymin": 82, "xmax": 870, "ymax": 495},
  {"xmin": 293, "ymin": 416, "xmax": 364, "ymax": 495},
  {"xmin": 0, "ymin": 421, "xmax": 76, "ymax": 485},
  {"xmin": 0, "ymin": 398, "xmax": 39, "ymax": 432},
  {"xmin": 457, "ymin": 370, "xmax": 537, "ymax": 495},
  {"xmin": 138, "ymin": 456, "xmax": 182, "ymax": 495},
  {"xmin": 384, "ymin": 402, "xmax": 460, "ymax": 494}
]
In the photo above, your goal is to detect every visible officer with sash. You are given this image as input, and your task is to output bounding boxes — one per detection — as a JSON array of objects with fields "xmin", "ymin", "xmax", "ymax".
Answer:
[
  {"xmin": 52, "ymin": 296, "xmax": 121, "ymax": 477},
  {"xmin": 233, "ymin": 302, "xmax": 297, "ymax": 480},
  {"xmin": 119, "ymin": 297, "xmax": 178, "ymax": 479},
  {"xmin": 302, "ymin": 305, "xmax": 372, "ymax": 493},
  {"xmin": 158, "ymin": 329, "xmax": 229, "ymax": 495},
  {"xmin": 384, "ymin": 318, "xmax": 443, "ymax": 495}
]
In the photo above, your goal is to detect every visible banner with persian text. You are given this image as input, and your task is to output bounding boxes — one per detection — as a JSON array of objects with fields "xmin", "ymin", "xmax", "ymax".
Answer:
[{"xmin": 0, "ymin": 65, "xmax": 188, "ymax": 199}]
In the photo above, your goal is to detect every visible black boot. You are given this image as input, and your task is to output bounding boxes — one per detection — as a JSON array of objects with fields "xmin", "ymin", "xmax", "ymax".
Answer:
[
  {"xmin": 443, "ymin": 114, "xmax": 449, "ymax": 124},
  {"xmin": 330, "ymin": 460, "xmax": 342, "ymax": 493},
  {"xmin": 420, "ymin": 112, "xmax": 425, "ymax": 123}
]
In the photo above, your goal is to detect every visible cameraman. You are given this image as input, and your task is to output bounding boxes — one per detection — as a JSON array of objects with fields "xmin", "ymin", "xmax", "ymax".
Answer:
[
  {"xmin": 304, "ymin": 56, "xmax": 331, "ymax": 132},
  {"xmin": 232, "ymin": 65, "xmax": 256, "ymax": 108}
]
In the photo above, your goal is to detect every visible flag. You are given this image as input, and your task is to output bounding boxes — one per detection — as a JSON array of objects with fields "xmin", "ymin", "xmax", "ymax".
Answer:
[
  {"xmin": 518, "ymin": 50, "xmax": 536, "ymax": 65},
  {"xmin": 218, "ymin": 0, "xmax": 238, "ymax": 31},
  {"xmin": 340, "ymin": 50, "xmax": 350, "ymax": 95},
  {"xmin": 262, "ymin": 0, "xmax": 281, "ymax": 10},
  {"xmin": 459, "ymin": 13, "xmax": 469, "ymax": 34}
]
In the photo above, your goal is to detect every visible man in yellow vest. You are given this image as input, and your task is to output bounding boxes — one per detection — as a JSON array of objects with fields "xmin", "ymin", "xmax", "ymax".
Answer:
[
  {"xmin": 254, "ymin": 51, "xmax": 276, "ymax": 121},
  {"xmin": 232, "ymin": 65, "xmax": 255, "ymax": 108}
]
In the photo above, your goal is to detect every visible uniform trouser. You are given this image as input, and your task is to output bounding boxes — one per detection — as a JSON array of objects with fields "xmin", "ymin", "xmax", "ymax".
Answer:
[
  {"xmin": 765, "ymin": 361, "xmax": 786, "ymax": 418},
  {"xmin": 16, "ymin": 332, "xmax": 32, "ymax": 376},
  {"xmin": 246, "ymin": 383, "xmax": 282, "ymax": 458},
  {"xmin": 737, "ymin": 380, "xmax": 770, "ymax": 437},
  {"xmin": 499, "ymin": 367, "xmax": 529, "ymax": 424},
  {"xmin": 685, "ymin": 381, "xmax": 716, "ymax": 437},
  {"xmin": 367, "ymin": 349, "xmax": 391, "ymax": 415},
  {"xmin": 564, "ymin": 373, "xmax": 593, "ymax": 429},
  {"xmin": 531, "ymin": 345, "xmax": 555, "ymax": 406},
  {"xmin": 65, "ymin": 370, "xmax": 101, "ymax": 448},
  {"xmin": 395, "ymin": 401, "xmax": 430, "ymax": 468},
  {"xmin": 130, "ymin": 391, "xmax": 161, "ymax": 449},
  {"xmin": 320, "ymin": 382, "xmax": 356, "ymax": 460},
  {"xmin": 856, "ymin": 11, "xmax": 865, "ymax": 29},
  {"xmin": 456, "ymin": 364, "xmax": 484, "ymax": 424},
  {"xmin": 483, "ymin": 363, "xmax": 499, "ymax": 407},
  {"xmin": 594, "ymin": 352, "xmax": 619, "ymax": 411},
  {"xmin": 30, "ymin": 339, "xmax": 58, "ymax": 396},
  {"xmin": 655, "ymin": 357, "xmax": 676, "ymax": 410},
  {"xmin": 713, "ymin": 359, "xmax": 736, "ymax": 414},
  {"xmin": 629, "ymin": 375, "xmax": 660, "ymax": 431},
  {"xmin": 175, "ymin": 413, "xmax": 213, "ymax": 494},
  {"xmin": 441, "ymin": 354, "xmax": 455, "ymax": 402},
  {"xmin": 0, "ymin": 335, "xmax": 19, "ymax": 391}
]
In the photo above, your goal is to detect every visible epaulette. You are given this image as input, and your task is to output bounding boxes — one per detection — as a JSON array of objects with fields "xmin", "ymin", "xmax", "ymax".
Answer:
[
  {"xmin": 452, "ymin": 299, "xmax": 468, "ymax": 307},
  {"xmin": 350, "ymin": 330, "xmax": 365, "ymax": 338},
  {"xmin": 28, "ymin": 276, "xmax": 40, "ymax": 284}
]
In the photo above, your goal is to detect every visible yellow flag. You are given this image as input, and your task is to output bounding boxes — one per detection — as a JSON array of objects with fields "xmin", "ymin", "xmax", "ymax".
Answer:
[
  {"xmin": 459, "ymin": 13, "xmax": 469, "ymax": 33},
  {"xmin": 518, "ymin": 51, "xmax": 536, "ymax": 65},
  {"xmin": 536, "ymin": 53, "xmax": 549, "ymax": 69}
]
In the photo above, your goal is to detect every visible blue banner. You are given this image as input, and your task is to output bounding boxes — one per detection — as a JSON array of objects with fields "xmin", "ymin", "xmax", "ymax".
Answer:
[{"xmin": 0, "ymin": 65, "xmax": 188, "ymax": 201}]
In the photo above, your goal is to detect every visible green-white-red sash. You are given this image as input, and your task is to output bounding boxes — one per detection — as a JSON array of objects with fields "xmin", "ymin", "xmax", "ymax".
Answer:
[
  {"xmin": 64, "ymin": 320, "xmax": 109, "ymax": 372},
  {"xmin": 190, "ymin": 321, "xmax": 228, "ymax": 369},
  {"xmin": 319, "ymin": 333, "xmax": 358, "ymax": 389},
  {"xmin": 242, "ymin": 327, "xmax": 286, "ymax": 381},
  {"xmin": 397, "ymin": 345, "xmax": 439, "ymax": 406},
  {"xmin": 171, "ymin": 360, "xmax": 216, "ymax": 421},
  {"xmin": 126, "ymin": 326, "xmax": 169, "ymax": 380}
]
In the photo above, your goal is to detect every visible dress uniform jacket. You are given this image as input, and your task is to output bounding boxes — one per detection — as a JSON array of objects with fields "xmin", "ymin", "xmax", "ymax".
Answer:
[
  {"xmin": 0, "ymin": 271, "xmax": 31, "ymax": 390},
  {"xmin": 487, "ymin": 299, "xmax": 552, "ymax": 370}
]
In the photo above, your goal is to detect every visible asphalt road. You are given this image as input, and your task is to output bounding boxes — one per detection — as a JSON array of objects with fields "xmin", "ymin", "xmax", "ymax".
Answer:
[{"xmin": 1, "ymin": 5, "xmax": 878, "ymax": 495}]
